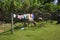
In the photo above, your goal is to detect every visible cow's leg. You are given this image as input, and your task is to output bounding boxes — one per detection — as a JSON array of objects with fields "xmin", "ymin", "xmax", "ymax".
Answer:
[
  {"xmin": 31, "ymin": 20, "xmax": 36, "ymax": 26},
  {"xmin": 23, "ymin": 19, "xmax": 27, "ymax": 27},
  {"xmin": 23, "ymin": 22, "xmax": 27, "ymax": 27},
  {"xmin": 28, "ymin": 21, "xmax": 30, "ymax": 26}
]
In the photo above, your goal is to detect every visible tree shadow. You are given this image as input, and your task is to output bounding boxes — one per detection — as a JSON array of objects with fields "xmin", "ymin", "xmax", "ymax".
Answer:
[
  {"xmin": 0, "ymin": 25, "xmax": 24, "ymax": 36},
  {"xmin": 0, "ymin": 30, "xmax": 11, "ymax": 36},
  {"xmin": 14, "ymin": 24, "xmax": 25, "ymax": 30},
  {"xmin": 38, "ymin": 22, "xmax": 46, "ymax": 28}
]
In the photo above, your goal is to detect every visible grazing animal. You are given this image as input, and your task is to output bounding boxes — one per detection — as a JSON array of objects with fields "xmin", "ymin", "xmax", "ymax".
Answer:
[{"xmin": 13, "ymin": 13, "xmax": 36, "ymax": 27}]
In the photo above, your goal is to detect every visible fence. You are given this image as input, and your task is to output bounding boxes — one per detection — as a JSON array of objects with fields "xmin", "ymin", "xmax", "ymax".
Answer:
[{"xmin": 0, "ymin": 23, "xmax": 11, "ymax": 33}]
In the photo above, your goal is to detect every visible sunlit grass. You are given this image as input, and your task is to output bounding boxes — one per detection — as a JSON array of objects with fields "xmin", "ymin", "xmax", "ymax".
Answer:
[{"xmin": 0, "ymin": 21, "xmax": 60, "ymax": 40}]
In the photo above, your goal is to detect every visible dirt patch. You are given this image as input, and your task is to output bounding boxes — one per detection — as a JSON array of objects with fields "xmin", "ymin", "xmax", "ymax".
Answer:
[{"xmin": 0, "ymin": 30, "xmax": 4, "ymax": 33}]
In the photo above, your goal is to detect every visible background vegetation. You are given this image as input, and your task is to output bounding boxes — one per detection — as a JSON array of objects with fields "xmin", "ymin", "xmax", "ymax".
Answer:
[{"xmin": 0, "ymin": 0, "xmax": 60, "ymax": 23}]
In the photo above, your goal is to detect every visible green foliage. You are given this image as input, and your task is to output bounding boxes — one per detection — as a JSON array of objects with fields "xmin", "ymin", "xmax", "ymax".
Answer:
[
  {"xmin": 0, "ymin": 0, "xmax": 60, "ymax": 13},
  {"xmin": 0, "ymin": 0, "xmax": 60, "ymax": 22}
]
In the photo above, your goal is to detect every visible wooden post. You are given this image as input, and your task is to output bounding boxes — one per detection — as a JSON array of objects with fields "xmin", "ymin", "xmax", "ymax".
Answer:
[
  {"xmin": 10, "ymin": 0, "xmax": 14, "ymax": 34},
  {"xmin": 11, "ymin": 12, "xmax": 14, "ymax": 34}
]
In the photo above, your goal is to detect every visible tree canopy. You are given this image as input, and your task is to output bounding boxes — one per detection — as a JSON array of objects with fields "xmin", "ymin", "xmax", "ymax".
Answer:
[{"xmin": 0, "ymin": 0, "xmax": 60, "ymax": 22}]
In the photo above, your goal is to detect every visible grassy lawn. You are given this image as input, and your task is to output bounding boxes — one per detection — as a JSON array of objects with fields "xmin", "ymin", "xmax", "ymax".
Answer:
[{"xmin": 0, "ymin": 21, "xmax": 60, "ymax": 40}]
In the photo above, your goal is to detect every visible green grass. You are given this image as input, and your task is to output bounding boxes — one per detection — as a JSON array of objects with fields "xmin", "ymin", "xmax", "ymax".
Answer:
[{"xmin": 0, "ymin": 21, "xmax": 60, "ymax": 40}]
